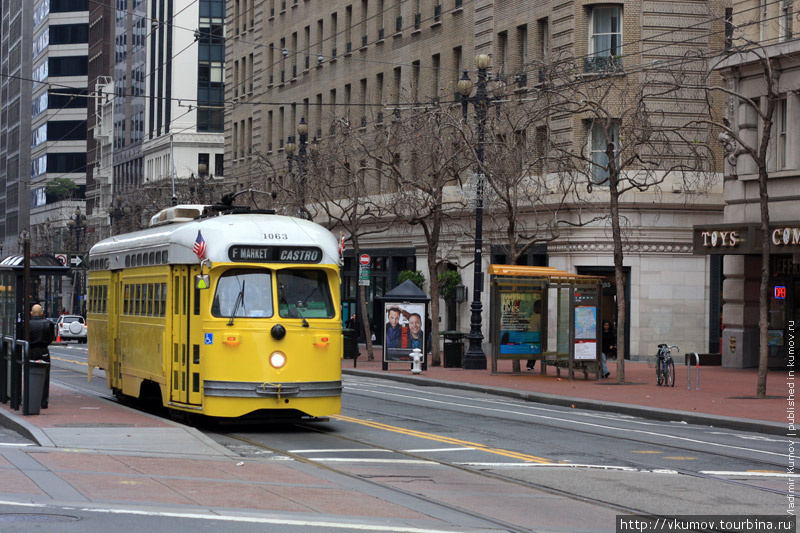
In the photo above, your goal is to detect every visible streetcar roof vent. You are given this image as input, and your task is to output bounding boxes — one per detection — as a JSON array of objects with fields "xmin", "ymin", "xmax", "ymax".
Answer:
[{"xmin": 149, "ymin": 205, "xmax": 207, "ymax": 227}]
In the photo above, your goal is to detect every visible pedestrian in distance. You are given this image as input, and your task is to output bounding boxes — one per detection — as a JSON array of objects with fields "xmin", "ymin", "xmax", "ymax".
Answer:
[
  {"xmin": 601, "ymin": 319, "xmax": 615, "ymax": 378},
  {"xmin": 28, "ymin": 304, "xmax": 55, "ymax": 408}
]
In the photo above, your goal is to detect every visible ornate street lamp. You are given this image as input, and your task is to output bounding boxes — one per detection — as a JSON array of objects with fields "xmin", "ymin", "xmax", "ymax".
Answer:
[
  {"xmin": 285, "ymin": 117, "xmax": 312, "ymax": 219},
  {"xmin": 457, "ymin": 54, "xmax": 492, "ymax": 370}
]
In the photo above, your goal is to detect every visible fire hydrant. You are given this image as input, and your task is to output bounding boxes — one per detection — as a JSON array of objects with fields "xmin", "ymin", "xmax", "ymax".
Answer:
[{"xmin": 411, "ymin": 348, "xmax": 423, "ymax": 374}]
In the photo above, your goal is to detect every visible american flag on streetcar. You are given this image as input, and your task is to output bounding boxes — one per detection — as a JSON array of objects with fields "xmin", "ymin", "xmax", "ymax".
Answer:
[{"xmin": 193, "ymin": 230, "xmax": 207, "ymax": 259}]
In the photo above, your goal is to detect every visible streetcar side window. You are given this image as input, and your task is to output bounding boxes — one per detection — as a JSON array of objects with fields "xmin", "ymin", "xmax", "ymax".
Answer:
[
  {"xmin": 153, "ymin": 284, "xmax": 161, "ymax": 316},
  {"xmin": 161, "ymin": 283, "xmax": 167, "ymax": 317},
  {"xmin": 103, "ymin": 286, "xmax": 108, "ymax": 313},
  {"xmin": 211, "ymin": 269, "xmax": 273, "ymax": 318},
  {"xmin": 124, "ymin": 285, "xmax": 130, "ymax": 314},
  {"xmin": 277, "ymin": 270, "xmax": 335, "ymax": 319}
]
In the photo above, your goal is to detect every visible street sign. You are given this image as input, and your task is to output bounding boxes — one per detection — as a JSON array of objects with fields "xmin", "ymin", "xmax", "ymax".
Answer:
[
  {"xmin": 55, "ymin": 254, "xmax": 67, "ymax": 266},
  {"xmin": 70, "ymin": 255, "xmax": 83, "ymax": 267},
  {"xmin": 359, "ymin": 254, "xmax": 370, "ymax": 266}
]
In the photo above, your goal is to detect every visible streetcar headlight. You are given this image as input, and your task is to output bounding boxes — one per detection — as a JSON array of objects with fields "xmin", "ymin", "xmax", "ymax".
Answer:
[{"xmin": 269, "ymin": 351, "xmax": 287, "ymax": 369}]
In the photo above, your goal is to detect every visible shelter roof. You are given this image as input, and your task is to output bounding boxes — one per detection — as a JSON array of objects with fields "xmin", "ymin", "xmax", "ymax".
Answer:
[{"xmin": 488, "ymin": 264, "xmax": 601, "ymax": 280}]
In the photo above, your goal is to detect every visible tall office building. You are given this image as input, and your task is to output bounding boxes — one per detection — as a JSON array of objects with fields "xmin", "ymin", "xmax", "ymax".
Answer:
[
  {"xmin": 0, "ymin": 0, "xmax": 89, "ymax": 256},
  {"xmin": 0, "ymin": 0, "xmax": 34, "ymax": 255},
  {"xmin": 85, "ymin": 0, "xmax": 114, "ymax": 239},
  {"xmin": 112, "ymin": 0, "xmax": 226, "ymax": 227}
]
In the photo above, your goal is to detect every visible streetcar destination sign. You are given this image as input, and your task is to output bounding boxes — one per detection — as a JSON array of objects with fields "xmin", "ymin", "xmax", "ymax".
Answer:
[{"xmin": 228, "ymin": 245, "xmax": 322, "ymax": 263}]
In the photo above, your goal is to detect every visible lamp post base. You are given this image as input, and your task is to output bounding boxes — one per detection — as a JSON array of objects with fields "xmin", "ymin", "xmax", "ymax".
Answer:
[{"xmin": 462, "ymin": 336, "xmax": 487, "ymax": 369}]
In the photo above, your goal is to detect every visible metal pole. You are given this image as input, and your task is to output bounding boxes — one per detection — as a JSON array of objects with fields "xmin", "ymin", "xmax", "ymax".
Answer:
[{"xmin": 463, "ymin": 65, "xmax": 488, "ymax": 370}]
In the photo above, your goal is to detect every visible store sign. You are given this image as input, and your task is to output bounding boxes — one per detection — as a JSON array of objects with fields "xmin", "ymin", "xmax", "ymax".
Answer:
[
  {"xmin": 771, "ymin": 227, "xmax": 800, "ymax": 247},
  {"xmin": 775, "ymin": 286, "xmax": 787, "ymax": 299},
  {"xmin": 694, "ymin": 222, "xmax": 800, "ymax": 255},
  {"xmin": 699, "ymin": 230, "xmax": 740, "ymax": 248}
]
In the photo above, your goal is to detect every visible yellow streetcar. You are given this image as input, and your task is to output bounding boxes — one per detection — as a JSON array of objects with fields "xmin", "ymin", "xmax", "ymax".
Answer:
[{"xmin": 86, "ymin": 200, "xmax": 343, "ymax": 420}]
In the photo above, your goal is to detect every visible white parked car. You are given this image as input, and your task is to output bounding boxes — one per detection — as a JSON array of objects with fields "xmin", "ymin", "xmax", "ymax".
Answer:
[{"xmin": 56, "ymin": 315, "xmax": 87, "ymax": 343}]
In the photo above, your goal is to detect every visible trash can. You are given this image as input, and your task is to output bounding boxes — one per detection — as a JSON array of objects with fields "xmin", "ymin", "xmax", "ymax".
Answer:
[
  {"xmin": 342, "ymin": 328, "xmax": 359, "ymax": 361},
  {"xmin": 442, "ymin": 331, "xmax": 465, "ymax": 368},
  {"xmin": 25, "ymin": 360, "xmax": 49, "ymax": 416}
]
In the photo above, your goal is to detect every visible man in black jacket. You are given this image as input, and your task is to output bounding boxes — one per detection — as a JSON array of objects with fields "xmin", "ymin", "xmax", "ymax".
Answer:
[{"xmin": 28, "ymin": 304, "xmax": 54, "ymax": 408}]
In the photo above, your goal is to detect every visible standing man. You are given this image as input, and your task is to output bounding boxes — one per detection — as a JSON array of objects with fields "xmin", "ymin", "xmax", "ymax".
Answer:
[
  {"xmin": 385, "ymin": 307, "xmax": 403, "ymax": 349},
  {"xmin": 407, "ymin": 313, "xmax": 425, "ymax": 351},
  {"xmin": 28, "ymin": 304, "xmax": 54, "ymax": 408}
]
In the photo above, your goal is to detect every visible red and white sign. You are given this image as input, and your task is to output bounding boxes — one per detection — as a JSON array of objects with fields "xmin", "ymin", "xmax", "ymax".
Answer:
[
  {"xmin": 359, "ymin": 254, "xmax": 370, "ymax": 266},
  {"xmin": 55, "ymin": 254, "xmax": 67, "ymax": 266}
]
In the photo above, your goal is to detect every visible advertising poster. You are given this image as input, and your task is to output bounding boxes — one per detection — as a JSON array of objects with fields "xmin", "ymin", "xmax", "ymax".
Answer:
[
  {"xmin": 498, "ymin": 291, "xmax": 542, "ymax": 356},
  {"xmin": 383, "ymin": 302, "xmax": 426, "ymax": 362},
  {"xmin": 574, "ymin": 306, "xmax": 598, "ymax": 360}
]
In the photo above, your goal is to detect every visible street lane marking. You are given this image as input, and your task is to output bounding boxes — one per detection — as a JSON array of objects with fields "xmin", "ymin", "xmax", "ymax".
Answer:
[
  {"xmin": 289, "ymin": 449, "xmax": 393, "ymax": 453},
  {"xmin": 663, "ymin": 456, "xmax": 697, "ymax": 460},
  {"xmin": 332, "ymin": 415, "xmax": 551, "ymax": 464},
  {"xmin": 51, "ymin": 355, "xmax": 88, "ymax": 367},
  {"xmin": 631, "ymin": 450, "xmax": 662, "ymax": 454},
  {"xmin": 700, "ymin": 471, "xmax": 800, "ymax": 478},
  {"xmin": 344, "ymin": 381, "xmax": 786, "ymax": 459},
  {"xmin": 0, "ymin": 500, "xmax": 473, "ymax": 533},
  {"xmin": 404, "ymin": 447, "xmax": 477, "ymax": 453},
  {"xmin": 311, "ymin": 458, "xmax": 436, "ymax": 464}
]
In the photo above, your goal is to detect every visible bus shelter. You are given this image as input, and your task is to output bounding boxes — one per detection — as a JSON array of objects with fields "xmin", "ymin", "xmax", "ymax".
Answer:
[
  {"xmin": 0, "ymin": 254, "xmax": 70, "ymax": 410},
  {"xmin": 488, "ymin": 265, "xmax": 603, "ymax": 381}
]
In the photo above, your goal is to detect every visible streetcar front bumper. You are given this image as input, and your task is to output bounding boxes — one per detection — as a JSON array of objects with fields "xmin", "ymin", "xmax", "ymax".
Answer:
[{"xmin": 203, "ymin": 380, "xmax": 343, "ymax": 398}]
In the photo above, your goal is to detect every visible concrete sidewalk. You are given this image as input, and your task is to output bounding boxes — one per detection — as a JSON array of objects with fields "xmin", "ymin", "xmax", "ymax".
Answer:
[{"xmin": 0, "ymin": 383, "xmax": 448, "ymax": 528}]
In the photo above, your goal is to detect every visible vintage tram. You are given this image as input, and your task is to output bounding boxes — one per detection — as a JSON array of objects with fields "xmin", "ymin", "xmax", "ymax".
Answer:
[{"xmin": 86, "ymin": 201, "xmax": 343, "ymax": 419}]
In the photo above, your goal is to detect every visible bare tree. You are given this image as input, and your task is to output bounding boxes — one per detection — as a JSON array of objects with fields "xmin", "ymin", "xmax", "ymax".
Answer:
[
  {"xmin": 682, "ymin": 35, "xmax": 787, "ymax": 397},
  {"xmin": 540, "ymin": 57, "xmax": 715, "ymax": 383},
  {"xmin": 301, "ymin": 117, "xmax": 394, "ymax": 361},
  {"xmin": 372, "ymin": 106, "xmax": 472, "ymax": 365}
]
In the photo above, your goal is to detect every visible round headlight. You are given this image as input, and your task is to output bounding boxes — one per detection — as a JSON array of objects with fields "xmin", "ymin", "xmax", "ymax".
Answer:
[{"xmin": 269, "ymin": 351, "xmax": 287, "ymax": 369}]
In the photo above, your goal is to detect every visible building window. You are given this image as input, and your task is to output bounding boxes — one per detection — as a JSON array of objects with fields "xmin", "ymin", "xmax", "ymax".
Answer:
[
  {"xmin": 590, "ymin": 120, "xmax": 619, "ymax": 184},
  {"xmin": 777, "ymin": 98, "xmax": 788, "ymax": 170},
  {"xmin": 781, "ymin": 0, "xmax": 794, "ymax": 41},
  {"xmin": 586, "ymin": 6, "xmax": 622, "ymax": 73}
]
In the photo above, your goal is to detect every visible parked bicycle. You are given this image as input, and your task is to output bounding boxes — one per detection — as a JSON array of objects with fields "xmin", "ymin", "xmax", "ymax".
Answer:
[{"xmin": 655, "ymin": 344, "xmax": 679, "ymax": 387}]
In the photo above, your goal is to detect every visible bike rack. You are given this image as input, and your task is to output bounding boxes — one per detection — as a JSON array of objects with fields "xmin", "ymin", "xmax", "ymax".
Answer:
[{"xmin": 686, "ymin": 352, "xmax": 700, "ymax": 390}]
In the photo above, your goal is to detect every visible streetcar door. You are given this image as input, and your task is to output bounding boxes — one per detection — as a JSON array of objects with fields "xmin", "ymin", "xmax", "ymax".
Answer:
[
  {"xmin": 108, "ymin": 271, "xmax": 123, "ymax": 391},
  {"xmin": 187, "ymin": 265, "xmax": 204, "ymax": 405},
  {"xmin": 171, "ymin": 266, "xmax": 190, "ymax": 404}
]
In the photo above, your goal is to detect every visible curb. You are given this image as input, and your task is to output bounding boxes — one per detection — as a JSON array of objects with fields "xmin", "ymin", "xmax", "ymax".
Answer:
[
  {"xmin": 0, "ymin": 405, "xmax": 56, "ymax": 447},
  {"xmin": 343, "ymin": 369, "xmax": 786, "ymax": 436}
]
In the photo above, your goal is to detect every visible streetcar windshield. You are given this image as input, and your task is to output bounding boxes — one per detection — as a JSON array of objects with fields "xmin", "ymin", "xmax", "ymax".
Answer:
[
  {"xmin": 212, "ymin": 269, "xmax": 274, "ymax": 318},
  {"xmin": 277, "ymin": 270, "xmax": 335, "ymax": 319}
]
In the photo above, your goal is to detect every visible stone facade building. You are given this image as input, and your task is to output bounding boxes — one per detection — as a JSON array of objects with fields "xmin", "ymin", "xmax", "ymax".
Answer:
[
  {"xmin": 696, "ymin": 0, "xmax": 799, "ymax": 368},
  {"xmin": 227, "ymin": 0, "xmax": 729, "ymax": 359}
]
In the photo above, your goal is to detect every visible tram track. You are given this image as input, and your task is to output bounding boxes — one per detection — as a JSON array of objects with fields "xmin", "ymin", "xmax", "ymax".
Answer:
[
  {"xmin": 339, "ymin": 399, "xmax": 791, "ymax": 499},
  {"xmin": 216, "ymin": 427, "xmax": 654, "ymax": 533}
]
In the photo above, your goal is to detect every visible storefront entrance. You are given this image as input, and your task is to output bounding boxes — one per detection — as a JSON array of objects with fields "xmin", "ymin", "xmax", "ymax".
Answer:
[{"xmin": 768, "ymin": 256, "xmax": 800, "ymax": 368}]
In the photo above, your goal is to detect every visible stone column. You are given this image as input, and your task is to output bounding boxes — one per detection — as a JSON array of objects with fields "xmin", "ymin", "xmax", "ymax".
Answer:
[{"xmin": 721, "ymin": 254, "xmax": 761, "ymax": 368}]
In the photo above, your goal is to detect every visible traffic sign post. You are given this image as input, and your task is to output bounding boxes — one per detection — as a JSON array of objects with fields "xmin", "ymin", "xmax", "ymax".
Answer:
[{"xmin": 359, "ymin": 254, "xmax": 370, "ymax": 266}]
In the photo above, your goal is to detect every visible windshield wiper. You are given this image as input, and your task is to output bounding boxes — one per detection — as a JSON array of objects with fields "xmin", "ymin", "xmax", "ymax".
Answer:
[
  {"xmin": 279, "ymin": 285, "xmax": 309, "ymax": 328},
  {"xmin": 227, "ymin": 280, "xmax": 246, "ymax": 326}
]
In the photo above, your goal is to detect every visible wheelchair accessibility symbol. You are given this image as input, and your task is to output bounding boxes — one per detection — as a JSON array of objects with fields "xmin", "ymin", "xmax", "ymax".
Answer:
[{"xmin": 204, "ymin": 333, "xmax": 213, "ymax": 345}]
